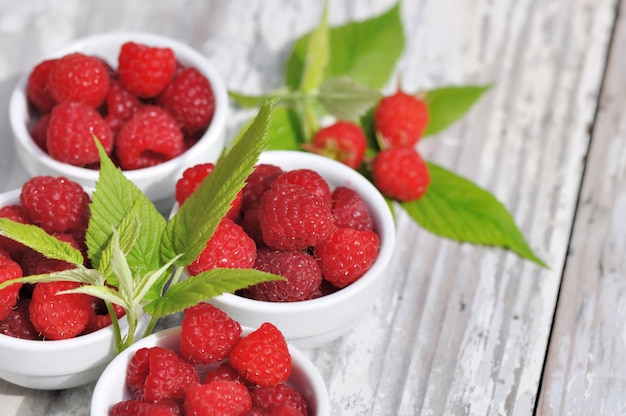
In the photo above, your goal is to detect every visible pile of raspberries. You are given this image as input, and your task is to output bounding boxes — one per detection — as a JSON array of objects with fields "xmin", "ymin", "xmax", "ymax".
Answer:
[{"xmin": 25, "ymin": 41, "xmax": 216, "ymax": 171}]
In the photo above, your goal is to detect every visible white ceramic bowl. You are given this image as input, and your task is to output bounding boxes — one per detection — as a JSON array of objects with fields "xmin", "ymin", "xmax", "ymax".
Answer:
[
  {"xmin": 91, "ymin": 325, "xmax": 330, "ymax": 416},
  {"xmin": 173, "ymin": 150, "xmax": 396, "ymax": 349},
  {"xmin": 9, "ymin": 32, "xmax": 228, "ymax": 203},
  {"xmin": 0, "ymin": 188, "xmax": 150, "ymax": 390}
]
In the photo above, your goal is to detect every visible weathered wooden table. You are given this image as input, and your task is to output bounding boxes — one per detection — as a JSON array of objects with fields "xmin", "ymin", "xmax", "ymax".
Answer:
[{"xmin": 0, "ymin": 0, "xmax": 624, "ymax": 414}]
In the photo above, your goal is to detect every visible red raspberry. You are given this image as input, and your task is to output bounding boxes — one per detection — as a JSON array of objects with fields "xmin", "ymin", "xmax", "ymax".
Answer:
[
  {"xmin": 315, "ymin": 227, "xmax": 380, "ymax": 288},
  {"xmin": 126, "ymin": 346, "xmax": 199, "ymax": 402},
  {"xmin": 83, "ymin": 299, "xmax": 126, "ymax": 334},
  {"xmin": 175, "ymin": 163, "xmax": 243, "ymax": 220},
  {"xmin": 229, "ymin": 322, "xmax": 292, "ymax": 386},
  {"xmin": 184, "ymin": 380, "xmax": 252, "ymax": 416},
  {"xmin": 46, "ymin": 100, "xmax": 114, "ymax": 167},
  {"xmin": 30, "ymin": 113, "xmax": 51, "ymax": 151},
  {"xmin": 0, "ymin": 256, "xmax": 23, "ymax": 321},
  {"xmin": 251, "ymin": 384, "xmax": 309, "ymax": 416},
  {"xmin": 28, "ymin": 281, "xmax": 93, "ymax": 339},
  {"xmin": 179, "ymin": 303, "xmax": 242, "ymax": 364},
  {"xmin": 20, "ymin": 233, "xmax": 82, "ymax": 276},
  {"xmin": 26, "ymin": 59, "xmax": 57, "ymax": 112},
  {"xmin": 244, "ymin": 249, "xmax": 322, "ymax": 302},
  {"xmin": 109, "ymin": 399, "xmax": 179, "ymax": 416},
  {"xmin": 258, "ymin": 183, "xmax": 334, "ymax": 250},
  {"xmin": 20, "ymin": 176, "xmax": 90, "ymax": 234},
  {"xmin": 115, "ymin": 105, "xmax": 185, "ymax": 170},
  {"xmin": 117, "ymin": 42, "xmax": 177, "ymax": 98},
  {"xmin": 104, "ymin": 79, "xmax": 140, "ymax": 133},
  {"xmin": 204, "ymin": 361, "xmax": 249, "ymax": 386},
  {"xmin": 0, "ymin": 298, "xmax": 41, "ymax": 340},
  {"xmin": 331, "ymin": 186, "xmax": 374, "ymax": 231},
  {"xmin": 0, "ymin": 204, "xmax": 32, "ymax": 261},
  {"xmin": 372, "ymin": 147, "xmax": 431, "ymax": 201},
  {"xmin": 273, "ymin": 169, "xmax": 332, "ymax": 205},
  {"xmin": 238, "ymin": 204, "xmax": 264, "ymax": 247},
  {"xmin": 157, "ymin": 66, "xmax": 215, "ymax": 133},
  {"xmin": 47, "ymin": 53, "xmax": 110, "ymax": 108},
  {"xmin": 308, "ymin": 121, "xmax": 367, "ymax": 169},
  {"xmin": 187, "ymin": 219, "xmax": 257, "ymax": 276},
  {"xmin": 374, "ymin": 90, "xmax": 429, "ymax": 149},
  {"xmin": 242, "ymin": 164, "xmax": 284, "ymax": 208}
]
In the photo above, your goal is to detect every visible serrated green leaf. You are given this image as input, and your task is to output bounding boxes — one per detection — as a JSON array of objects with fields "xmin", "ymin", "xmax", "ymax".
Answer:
[
  {"xmin": 229, "ymin": 89, "xmax": 284, "ymax": 108},
  {"xmin": 0, "ymin": 219, "xmax": 84, "ymax": 265},
  {"xmin": 58, "ymin": 284, "xmax": 126, "ymax": 307},
  {"xmin": 143, "ymin": 268, "xmax": 282, "ymax": 318},
  {"xmin": 401, "ymin": 163, "xmax": 546, "ymax": 267},
  {"xmin": 0, "ymin": 268, "xmax": 103, "ymax": 290},
  {"xmin": 423, "ymin": 85, "xmax": 492, "ymax": 136},
  {"xmin": 286, "ymin": 2, "xmax": 404, "ymax": 90},
  {"xmin": 317, "ymin": 76, "xmax": 382, "ymax": 121},
  {"xmin": 299, "ymin": 3, "xmax": 329, "ymax": 93},
  {"xmin": 233, "ymin": 106, "xmax": 305, "ymax": 152},
  {"xmin": 162, "ymin": 100, "xmax": 274, "ymax": 266},
  {"xmin": 98, "ymin": 203, "xmax": 142, "ymax": 285},
  {"xmin": 86, "ymin": 139, "xmax": 166, "ymax": 273}
]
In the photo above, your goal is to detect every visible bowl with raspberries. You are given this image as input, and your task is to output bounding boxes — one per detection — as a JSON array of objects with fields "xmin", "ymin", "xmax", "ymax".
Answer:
[
  {"xmin": 0, "ymin": 177, "xmax": 149, "ymax": 390},
  {"xmin": 91, "ymin": 303, "xmax": 330, "ymax": 416},
  {"xmin": 171, "ymin": 150, "xmax": 396, "ymax": 349},
  {"xmin": 9, "ymin": 31, "xmax": 228, "ymax": 203}
]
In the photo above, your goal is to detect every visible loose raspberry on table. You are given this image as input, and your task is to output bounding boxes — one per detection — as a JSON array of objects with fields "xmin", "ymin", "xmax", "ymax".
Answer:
[
  {"xmin": 20, "ymin": 175, "xmax": 91, "ymax": 234},
  {"xmin": 244, "ymin": 248, "xmax": 322, "ymax": 302},
  {"xmin": 372, "ymin": 147, "xmax": 431, "ymax": 201},
  {"xmin": 47, "ymin": 52, "xmax": 110, "ymax": 108},
  {"xmin": 187, "ymin": 218, "xmax": 257, "ymax": 276},
  {"xmin": 104, "ymin": 79, "xmax": 140, "ymax": 133},
  {"xmin": 0, "ymin": 255, "xmax": 23, "ymax": 321},
  {"xmin": 28, "ymin": 281, "xmax": 94, "ymax": 340},
  {"xmin": 26, "ymin": 59, "xmax": 57, "ymax": 113},
  {"xmin": 331, "ymin": 186, "xmax": 374, "ymax": 231},
  {"xmin": 179, "ymin": 303, "xmax": 242, "ymax": 364},
  {"xmin": 46, "ymin": 100, "xmax": 114, "ymax": 167},
  {"xmin": 374, "ymin": 89, "xmax": 429, "ymax": 149},
  {"xmin": 115, "ymin": 105, "xmax": 185, "ymax": 170},
  {"xmin": 308, "ymin": 121, "xmax": 367, "ymax": 169},
  {"xmin": 229, "ymin": 322, "xmax": 292, "ymax": 387},
  {"xmin": 315, "ymin": 227, "xmax": 380, "ymax": 288},
  {"xmin": 157, "ymin": 66, "xmax": 215, "ymax": 133},
  {"xmin": 109, "ymin": 399, "xmax": 180, "ymax": 416},
  {"xmin": 184, "ymin": 380, "xmax": 252, "ymax": 416},
  {"xmin": 272, "ymin": 169, "xmax": 332, "ymax": 205},
  {"xmin": 126, "ymin": 346, "xmax": 199, "ymax": 402},
  {"xmin": 0, "ymin": 298, "xmax": 41, "ymax": 340},
  {"xmin": 117, "ymin": 42, "xmax": 177, "ymax": 98},
  {"xmin": 258, "ymin": 183, "xmax": 334, "ymax": 250},
  {"xmin": 251, "ymin": 384, "xmax": 309, "ymax": 416}
]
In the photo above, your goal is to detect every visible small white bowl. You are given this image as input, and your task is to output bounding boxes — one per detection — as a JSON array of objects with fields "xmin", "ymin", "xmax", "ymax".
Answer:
[
  {"xmin": 9, "ymin": 32, "xmax": 228, "ymax": 203},
  {"xmin": 91, "ymin": 325, "xmax": 330, "ymax": 416},
  {"xmin": 173, "ymin": 150, "xmax": 396, "ymax": 349}
]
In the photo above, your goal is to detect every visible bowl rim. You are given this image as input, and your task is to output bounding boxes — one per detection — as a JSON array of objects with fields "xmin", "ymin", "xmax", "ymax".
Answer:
[{"xmin": 9, "ymin": 31, "xmax": 228, "ymax": 181}]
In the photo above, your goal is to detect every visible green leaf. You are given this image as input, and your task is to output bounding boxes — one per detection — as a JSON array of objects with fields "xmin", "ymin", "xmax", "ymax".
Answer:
[
  {"xmin": 423, "ymin": 85, "xmax": 492, "ymax": 136},
  {"xmin": 86, "ymin": 139, "xmax": 166, "ymax": 273},
  {"xmin": 162, "ymin": 100, "xmax": 273, "ymax": 266},
  {"xmin": 0, "ymin": 219, "xmax": 84, "ymax": 265},
  {"xmin": 298, "ymin": 3, "xmax": 329, "ymax": 93},
  {"xmin": 0, "ymin": 268, "xmax": 103, "ymax": 290},
  {"xmin": 286, "ymin": 2, "xmax": 404, "ymax": 90},
  {"xmin": 402, "ymin": 163, "xmax": 547, "ymax": 267},
  {"xmin": 317, "ymin": 76, "xmax": 382, "ymax": 122},
  {"xmin": 228, "ymin": 89, "xmax": 284, "ymax": 108},
  {"xmin": 143, "ymin": 268, "xmax": 282, "ymax": 318}
]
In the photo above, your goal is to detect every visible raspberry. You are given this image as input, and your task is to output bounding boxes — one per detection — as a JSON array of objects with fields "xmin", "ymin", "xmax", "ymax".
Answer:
[
  {"xmin": 20, "ymin": 236, "xmax": 78, "ymax": 276},
  {"xmin": 273, "ymin": 169, "xmax": 332, "ymax": 205},
  {"xmin": 244, "ymin": 249, "xmax": 322, "ymax": 302},
  {"xmin": 0, "ymin": 204, "xmax": 32, "ymax": 261},
  {"xmin": 203, "ymin": 361, "xmax": 248, "ymax": 386},
  {"xmin": 184, "ymin": 380, "xmax": 252, "ymax": 416},
  {"xmin": 109, "ymin": 399, "xmax": 179, "ymax": 416},
  {"xmin": 126, "ymin": 346, "xmax": 199, "ymax": 402},
  {"xmin": 104, "ymin": 79, "xmax": 140, "ymax": 133},
  {"xmin": 157, "ymin": 66, "xmax": 215, "ymax": 133},
  {"xmin": 251, "ymin": 384, "xmax": 309, "ymax": 416},
  {"xmin": 28, "ymin": 281, "xmax": 93, "ymax": 339},
  {"xmin": 242, "ymin": 164, "xmax": 284, "ymax": 208},
  {"xmin": 83, "ymin": 299, "xmax": 126, "ymax": 334},
  {"xmin": 187, "ymin": 219, "xmax": 257, "ymax": 276},
  {"xmin": 46, "ymin": 100, "xmax": 114, "ymax": 167},
  {"xmin": 331, "ymin": 186, "xmax": 374, "ymax": 231},
  {"xmin": 115, "ymin": 105, "xmax": 185, "ymax": 170},
  {"xmin": 258, "ymin": 183, "xmax": 334, "ymax": 250},
  {"xmin": 26, "ymin": 59, "xmax": 57, "ymax": 112},
  {"xmin": 179, "ymin": 303, "xmax": 242, "ymax": 364},
  {"xmin": 175, "ymin": 163, "xmax": 243, "ymax": 220},
  {"xmin": 372, "ymin": 147, "xmax": 431, "ymax": 201},
  {"xmin": 30, "ymin": 113, "xmax": 51, "ymax": 151},
  {"xmin": 238, "ymin": 204, "xmax": 264, "ymax": 247},
  {"xmin": 20, "ymin": 176, "xmax": 90, "ymax": 234},
  {"xmin": 0, "ymin": 256, "xmax": 23, "ymax": 321},
  {"xmin": 47, "ymin": 52, "xmax": 110, "ymax": 108},
  {"xmin": 117, "ymin": 42, "xmax": 177, "ymax": 98},
  {"xmin": 0, "ymin": 298, "xmax": 41, "ymax": 340},
  {"xmin": 229, "ymin": 322, "xmax": 292, "ymax": 386},
  {"xmin": 315, "ymin": 227, "xmax": 380, "ymax": 288},
  {"xmin": 308, "ymin": 121, "xmax": 367, "ymax": 169},
  {"xmin": 374, "ymin": 90, "xmax": 429, "ymax": 149}
]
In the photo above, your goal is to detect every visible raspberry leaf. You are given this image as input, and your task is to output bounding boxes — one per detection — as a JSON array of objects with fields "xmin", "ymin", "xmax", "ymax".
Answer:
[
  {"xmin": 401, "ymin": 163, "xmax": 547, "ymax": 267},
  {"xmin": 423, "ymin": 85, "xmax": 492, "ymax": 136},
  {"xmin": 298, "ymin": 3, "xmax": 329, "ymax": 93},
  {"xmin": 317, "ymin": 76, "xmax": 382, "ymax": 121}
]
